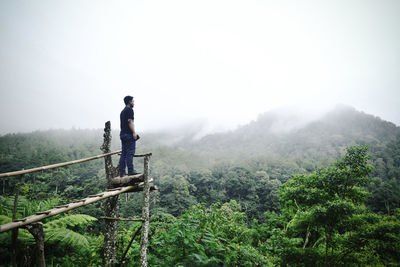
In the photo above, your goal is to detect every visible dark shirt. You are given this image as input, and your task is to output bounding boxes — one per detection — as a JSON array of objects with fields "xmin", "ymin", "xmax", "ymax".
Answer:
[{"xmin": 120, "ymin": 106, "xmax": 134, "ymax": 134}]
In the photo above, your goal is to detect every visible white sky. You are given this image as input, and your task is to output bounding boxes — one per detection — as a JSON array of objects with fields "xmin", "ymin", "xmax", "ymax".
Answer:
[{"xmin": 1, "ymin": 0, "xmax": 399, "ymax": 135}]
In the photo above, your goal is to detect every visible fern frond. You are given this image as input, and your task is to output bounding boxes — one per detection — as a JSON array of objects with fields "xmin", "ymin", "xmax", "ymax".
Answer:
[
  {"xmin": 0, "ymin": 196, "xmax": 60, "ymax": 218},
  {"xmin": 44, "ymin": 214, "xmax": 97, "ymax": 229},
  {"xmin": 0, "ymin": 211, "xmax": 34, "ymax": 245},
  {"xmin": 19, "ymin": 197, "xmax": 60, "ymax": 217},
  {"xmin": 0, "ymin": 227, "xmax": 35, "ymax": 245},
  {"xmin": 45, "ymin": 228, "xmax": 90, "ymax": 251},
  {"xmin": 37, "ymin": 198, "xmax": 60, "ymax": 211},
  {"xmin": 0, "ymin": 231, "xmax": 10, "ymax": 244},
  {"xmin": 0, "ymin": 215, "xmax": 12, "ymax": 224},
  {"xmin": 17, "ymin": 228, "xmax": 36, "ymax": 244},
  {"xmin": 0, "ymin": 196, "xmax": 16, "ymax": 217}
]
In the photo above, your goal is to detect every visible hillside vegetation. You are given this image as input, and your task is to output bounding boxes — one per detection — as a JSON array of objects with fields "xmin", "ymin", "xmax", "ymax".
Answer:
[{"xmin": 0, "ymin": 106, "xmax": 399, "ymax": 266}]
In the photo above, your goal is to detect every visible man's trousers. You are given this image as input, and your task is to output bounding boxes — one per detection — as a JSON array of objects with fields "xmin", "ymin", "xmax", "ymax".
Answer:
[{"xmin": 119, "ymin": 133, "xmax": 136, "ymax": 176}]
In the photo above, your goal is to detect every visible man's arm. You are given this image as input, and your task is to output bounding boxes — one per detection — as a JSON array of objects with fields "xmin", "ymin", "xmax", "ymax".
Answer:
[{"xmin": 128, "ymin": 119, "xmax": 137, "ymax": 140}]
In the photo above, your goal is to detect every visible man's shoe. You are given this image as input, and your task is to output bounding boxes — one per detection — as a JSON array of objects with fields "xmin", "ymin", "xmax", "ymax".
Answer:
[{"xmin": 120, "ymin": 174, "xmax": 126, "ymax": 178}]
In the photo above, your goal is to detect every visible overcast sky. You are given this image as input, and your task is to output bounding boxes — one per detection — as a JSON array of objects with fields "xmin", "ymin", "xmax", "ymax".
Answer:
[{"xmin": 1, "ymin": 0, "xmax": 399, "ymax": 135}]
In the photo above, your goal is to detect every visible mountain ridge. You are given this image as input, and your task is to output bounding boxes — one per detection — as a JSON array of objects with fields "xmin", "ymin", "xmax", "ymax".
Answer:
[{"xmin": 179, "ymin": 105, "xmax": 400, "ymax": 161}]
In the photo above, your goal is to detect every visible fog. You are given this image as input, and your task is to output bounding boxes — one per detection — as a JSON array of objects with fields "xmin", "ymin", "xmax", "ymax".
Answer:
[{"xmin": 1, "ymin": 0, "xmax": 399, "ymax": 135}]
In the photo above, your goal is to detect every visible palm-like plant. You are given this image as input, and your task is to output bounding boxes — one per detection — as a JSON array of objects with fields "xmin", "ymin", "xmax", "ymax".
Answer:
[
  {"xmin": 0, "ymin": 195, "xmax": 97, "ymax": 265},
  {"xmin": 44, "ymin": 214, "xmax": 97, "ymax": 250}
]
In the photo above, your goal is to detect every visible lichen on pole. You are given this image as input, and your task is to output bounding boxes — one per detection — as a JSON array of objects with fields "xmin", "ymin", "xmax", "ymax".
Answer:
[
  {"xmin": 139, "ymin": 155, "xmax": 151, "ymax": 267},
  {"xmin": 101, "ymin": 121, "xmax": 119, "ymax": 267}
]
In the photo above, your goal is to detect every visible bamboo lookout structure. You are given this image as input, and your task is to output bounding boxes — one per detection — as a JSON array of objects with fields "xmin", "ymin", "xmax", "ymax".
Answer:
[{"xmin": 0, "ymin": 121, "xmax": 156, "ymax": 267}]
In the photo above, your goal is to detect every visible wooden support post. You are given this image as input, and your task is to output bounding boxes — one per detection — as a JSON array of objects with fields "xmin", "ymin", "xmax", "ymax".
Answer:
[
  {"xmin": 101, "ymin": 121, "xmax": 119, "ymax": 267},
  {"xmin": 24, "ymin": 223, "xmax": 45, "ymax": 267},
  {"xmin": 140, "ymin": 155, "xmax": 151, "ymax": 267}
]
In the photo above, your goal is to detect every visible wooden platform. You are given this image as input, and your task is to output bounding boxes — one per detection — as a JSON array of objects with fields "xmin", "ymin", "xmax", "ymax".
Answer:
[{"xmin": 111, "ymin": 173, "xmax": 144, "ymax": 187}]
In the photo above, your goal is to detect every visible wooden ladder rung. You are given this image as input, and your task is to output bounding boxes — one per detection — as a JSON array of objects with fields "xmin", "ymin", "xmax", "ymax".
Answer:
[
  {"xmin": 35, "ymin": 211, "xmax": 51, "ymax": 215},
  {"xmin": 72, "ymin": 199, "xmax": 86, "ymax": 203},
  {"xmin": 151, "ymin": 185, "xmax": 159, "ymax": 191},
  {"xmin": 55, "ymin": 205, "xmax": 69, "ymax": 209},
  {"xmin": 107, "ymin": 188, "xmax": 122, "ymax": 191},
  {"xmin": 88, "ymin": 194, "xmax": 104, "ymax": 198},
  {"xmin": 13, "ymin": 218, "xmax": 27, "ymax": 222}
]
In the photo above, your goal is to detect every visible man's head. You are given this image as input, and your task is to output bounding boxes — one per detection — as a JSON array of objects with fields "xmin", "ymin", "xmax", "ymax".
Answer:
[{"xmin": 124, "ymin": 96, "xmax": 134, "ymax": 107}]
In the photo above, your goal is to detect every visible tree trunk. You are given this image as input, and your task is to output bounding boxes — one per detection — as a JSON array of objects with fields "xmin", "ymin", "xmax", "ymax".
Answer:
[
  {"xmin": 25, "ymin": 223, "xmax": 45, "ymax": 267},
  {"xmin": 102, "ymin": 121, "xmax": 119, "ymax": 267},
  {"xmin": 11, "ymin": 228, "xmax": 18, "ymax": 267}
]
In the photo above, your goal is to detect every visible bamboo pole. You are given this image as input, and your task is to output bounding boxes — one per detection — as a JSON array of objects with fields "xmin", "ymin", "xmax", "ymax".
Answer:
[
  {"xmin": 102, "ymin": 121, "xmax": 119, "ymax": 267},
  {"xmin": 140, "ymin": 155, "xmax": 151, "ymax": 267},
  {"xmin": 0, "ymin": 180, "xmax": 152, "ymax": 233},
  {"xmin": 0, "ymin": 151, "xmax": 120, "ymax": 179},
  {"xmin": 0, "ymin": 152, "xmax": 152, "ymax": 179}
]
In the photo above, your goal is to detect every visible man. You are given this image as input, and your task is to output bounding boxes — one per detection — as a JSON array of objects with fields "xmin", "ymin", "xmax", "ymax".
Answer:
[{"xmin": 119, "ymin": 95, "xmax": 140, "ymax": 177}]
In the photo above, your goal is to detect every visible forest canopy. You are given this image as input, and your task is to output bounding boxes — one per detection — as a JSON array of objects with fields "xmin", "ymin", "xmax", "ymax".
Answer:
[{"xmin": 0, "ymin": 107, "xmax": 399, "ymax": 266}]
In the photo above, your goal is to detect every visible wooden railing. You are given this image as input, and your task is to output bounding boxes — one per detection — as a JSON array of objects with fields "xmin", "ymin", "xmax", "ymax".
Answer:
[
  {"xmin": 0, "ymin": 175, "xmax": 153, "ymax": 233},
  {"xmin": 0, "ymin": 122, "xmax": 154, "ymax": 267},
  {"xmin": 0, "ymin": 151, "xmax": 161, "ymax": 178}
]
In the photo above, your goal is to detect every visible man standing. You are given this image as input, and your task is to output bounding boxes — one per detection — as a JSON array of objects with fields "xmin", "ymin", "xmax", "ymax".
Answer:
[{"xmin": 119, "ymin": 95, "xmax": 140, "ymax": 177}]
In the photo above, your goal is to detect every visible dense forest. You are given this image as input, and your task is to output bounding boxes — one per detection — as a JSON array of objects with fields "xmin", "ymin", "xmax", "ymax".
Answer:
[{"xmin": 0, "ymin": 106, "xmax": 399, "ymax": 266}]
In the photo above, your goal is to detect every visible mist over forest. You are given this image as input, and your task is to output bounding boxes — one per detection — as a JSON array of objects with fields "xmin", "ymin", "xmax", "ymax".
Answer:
[
  {"xmin": 1, "ymin": 105, "xmax": 399, "ymax": 266},
  {"xmin": 2, "ymin": 0, "xmax": 400, "ymax": 264}
]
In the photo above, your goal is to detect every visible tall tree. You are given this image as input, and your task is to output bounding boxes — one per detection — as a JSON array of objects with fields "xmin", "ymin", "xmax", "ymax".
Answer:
[{"xmin": 275, "ymin": 146, "xmax": 379, "ymax": 266}]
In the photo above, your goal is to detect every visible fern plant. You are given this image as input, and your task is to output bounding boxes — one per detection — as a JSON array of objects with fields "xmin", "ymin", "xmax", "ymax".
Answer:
[
  {"xmin": 0, "ymin": 195, "xmax": 60, "ymax": 218},
  {"xmin": 0, "ymin": 195, "xmax": 98, "ymax": 265},
  {"xmin": 44, "ymin": 214, "xmax": 97, "ymax": 251}
]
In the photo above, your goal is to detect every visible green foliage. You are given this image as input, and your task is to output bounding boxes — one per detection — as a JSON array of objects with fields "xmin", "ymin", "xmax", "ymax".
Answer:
[
  {"xmin": 39, "ymin": 213, "xmax": 98, "ymax": 267},
  {"xmin": 147, "ymin": 201, "xmax": 272, "ymax": 266},
  {"xmin": 0, "ymin": 195, "xmax": 60, "ymax": 220},
  {"xmin": 0, "ymin": 214, "xmax": 11, "ymax": 224},
  {"xmin": 43, "ymin": 214, "xmax": 98, "ymax": 266},
  {"xmin": 267, "ymin": 145, "xmax": 400, "ymax": 266},
  {"xmin": 1, "ymin": 107, "xmax": 400, "ymax": 265},
  {"xmin": 46, "ymin": 228, "xmax": 91, "ymax": 250},
  {"xmin": 158, "ymin": 174, "xmax": 197, "ymax": 216},
  {"xmin": 45, "ymin": 214, "xmax": 97, "ymax": 229},
  {"xmin": 0, "ymin": 194, "xmax": 97, "ymax": 266}
]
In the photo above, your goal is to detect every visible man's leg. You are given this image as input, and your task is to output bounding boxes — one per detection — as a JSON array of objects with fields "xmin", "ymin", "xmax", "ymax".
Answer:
[
  {"xmin": 119, "ymin": 137, "xmax": 128, "ymax": 177},
  {"xmin": 126, "ymin": 139, "xmax": 136, "ymax": 175}
]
